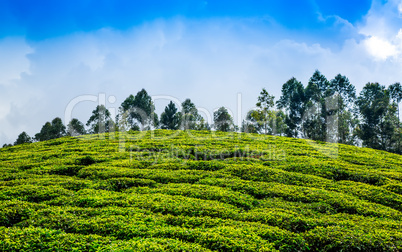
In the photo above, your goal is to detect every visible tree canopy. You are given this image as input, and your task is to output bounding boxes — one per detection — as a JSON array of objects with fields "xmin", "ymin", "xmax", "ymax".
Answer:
[
  {"xmin": 8, "ymin": 81, "xmax": 402, "ymax": 155},
  {"xmin": 180, "ymin": 98, "xmax": 203, "ymax": 130},
  {"xmin": 214, "ymin": 107, "xmax": 234, "ymax": 132},
  {"xmin": 86, "ymin": 105, "xmax": 114, "ymax": 134},
  {"xmin": 67, "ymin": 118, "xmax": 86, "ymax": 136},
  {"xmin": 160, "ymin": 101, "xmax": 180, "ymax": 130},
  {"xmin": 119, "ymin": 89, "xmax": 158, "ymax": 130},
  {"xmin": 14, "ymin": 132, "xmax": 32, "ymax": 145},
  {"xmin": 35, "ymin": 117, "xmax": 66, "ymax": 141}
]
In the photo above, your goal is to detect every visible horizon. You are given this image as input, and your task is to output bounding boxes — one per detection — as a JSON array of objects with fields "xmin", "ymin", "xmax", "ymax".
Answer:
[{"xmin": 1, "ymin": 0, "xmax": 402, "ymax": 146}]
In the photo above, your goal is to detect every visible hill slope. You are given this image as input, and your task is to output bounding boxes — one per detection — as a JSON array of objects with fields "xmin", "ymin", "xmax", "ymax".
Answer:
[{"xmin": 0, "ymin": 130, "xmax": 402, "ymax": 251}]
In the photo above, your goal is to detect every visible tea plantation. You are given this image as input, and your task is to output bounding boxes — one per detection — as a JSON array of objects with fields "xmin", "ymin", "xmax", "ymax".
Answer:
[{"xmin": 1, "ymin": 130, "xmax": 402, "ymax": 251}]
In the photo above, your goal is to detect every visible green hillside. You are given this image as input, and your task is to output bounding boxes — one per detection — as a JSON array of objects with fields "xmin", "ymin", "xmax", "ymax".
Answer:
[{"xmin": 1, "ymin": 130, "xmax": 402, "ymax": 251}]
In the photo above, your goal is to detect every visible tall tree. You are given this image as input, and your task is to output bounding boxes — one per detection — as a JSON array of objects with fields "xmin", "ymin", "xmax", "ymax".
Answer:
[
  {"xmin": 277, "ymin": 77, "xmax": 305, "ymax": 137},
  {"xmin": 86, "ymin": 105, "xmax": 114, "ymax": 134},
  {"xmin": 35, "ymin": 117, "xmax": 66, "ymax": 141},
  {"xmin": 120, "ymin": 89, "xmax": 158, "ymax": 130},
  {"xmin": 389, "ymin": 82, "xmax": 402, "ymax": 153},
  {"xmin": 160, "ymin": 101, "xmax": 180, "ymax": 130},
  {"xmin": 213, "ymin": 107, "xmax": 234, "ymax": 132},
  {"xmin": 14, "ymin": 132, "xmax": 32, "ymax": 145},
  {"xmin": 329, "ymin": 74, "xmax": 358, "ymax": 145},
  {"xmin": 357, "ymin": 83, "xmax": 397, "ymax": 152},
  {"xmin": 242, "ymin": 109, "xmax": 261, "ymax": 134},
  {"xmin": 255, "ymin": 88, "xmax": 275, "ymax": 134},
  {"xmin": 67, "ymin": 118, "xmax": 86, "ymax": 136},
  {"xmin": 35, "ymin": 122, "xmax": 53, "ymax": 141},
  {"xmin": 303, "ymin": 70, "xmax": 330, "ymax": 141},
  {"xmin": 180, "ymin": 98, "xmax": 203, "ymax": 130},
  {"xmin": 51, "ymin": 117, "xmax": 66, "ymax": 139},
  {"xmin": 274, "ymin": 110, "xmax": 287, "ymax": 136}
]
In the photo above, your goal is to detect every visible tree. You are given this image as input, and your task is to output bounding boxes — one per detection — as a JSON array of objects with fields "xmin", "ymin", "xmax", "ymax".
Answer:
[
  {"xmin": 196, "ymin": 118, "xmax": 211, "ymax": 131},
  {"xmin": 119, "ymin": 89, "xmax": 158, "ymax": 130},
  {"xmin": 246, "ymin": 108, "xmax": 287, "ymax": 136},
  {"xmin": 180, "ymin": 99, "xmax": 203, "ymax": 130},
  {"xmin": 242, "ymin": 110, "xmax": 261, "ymax": 134},
  {"xmin": 389, "ymin": 82, "xmax": 402, "ymax": 153},
  {"xmin": 35, "ymin": 122, "xmax": 53, "ymax": 141},
  {"xmin": 35, "ymin": 118, "xmax": 66, "ymax": 141},
  {"xmin": 160, "ymin": 101, "xmax": 180, "ymax": 130},
  {"xmin": 274, "ymin": 110, "xmax": 287, "ymax": 136},
  {"xmin": 51, "ymin": 117, "xmax": 66, "ymax": 139},
  {"xmin": 255, "ymin": 88, "xmax": 275, "ymax": 134},
  {"xmin": 2, "ymin": 143, "xmax": 12, "ymax": 148},
  {"xmin": 86, "ymin": 105, "xmax": 114, "ymax": 134},
  {"xmin": 328, "ymin": 74, "xmax": 358, "ymax": 145},
  {"xmin": 67, "ymin": 118, "xmax": 86, "ymax": 136},
  {"xmin": 213, "ymin": 107, "xmax": 234, "ymax": 132},
  {"xmin": 14, "ymin": 132, "xmax": 32, "ymax": 145},
  {"xmin": 357, "ymin": 83, "xmax": 397, "ymax": 152},
  {"xmin": 277, "ymin": 77, "xmax": 305, "ymax": 138},
  {"xmin": 303, "ymin": 70, "xmax": 330, "ymax": 141}
]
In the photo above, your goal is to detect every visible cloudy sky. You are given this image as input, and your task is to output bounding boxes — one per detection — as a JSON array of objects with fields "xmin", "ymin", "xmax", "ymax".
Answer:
[{"xmin": 1, "ymin": 0, "xmax": 402, "ymax": 145}]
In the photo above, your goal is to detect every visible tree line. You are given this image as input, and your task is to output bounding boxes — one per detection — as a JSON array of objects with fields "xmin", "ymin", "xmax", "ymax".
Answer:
[{"xmin": 3, "ymin": 70, "xmax": 402, "ymax": 154}]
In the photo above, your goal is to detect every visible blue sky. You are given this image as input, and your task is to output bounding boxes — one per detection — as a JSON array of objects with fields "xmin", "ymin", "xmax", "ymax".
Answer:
[
  {"xmin": 0, "ymin": 0, "xmax": 401, "ymax": 145},
  {"xmin": 0, "ymin": 0, "xmax": 372, "ymax": 42}
]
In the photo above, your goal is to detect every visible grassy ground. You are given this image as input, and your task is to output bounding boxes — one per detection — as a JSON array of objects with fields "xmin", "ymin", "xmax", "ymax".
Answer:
[{"xmin": 0, "ymin": 130, "xmax": 401, "ymax": 251}]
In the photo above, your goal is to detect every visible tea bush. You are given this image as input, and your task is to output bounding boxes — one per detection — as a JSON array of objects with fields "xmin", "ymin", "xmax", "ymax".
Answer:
[{"xmin": 0, "ymin": 130, "xmax": 401, "ymax": 251}]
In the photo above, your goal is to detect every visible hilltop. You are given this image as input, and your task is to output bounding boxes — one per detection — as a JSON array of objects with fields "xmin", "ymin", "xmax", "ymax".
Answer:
[{"xmin": 0, "ymin": 130, "xmax": 402, "ymax": 251}]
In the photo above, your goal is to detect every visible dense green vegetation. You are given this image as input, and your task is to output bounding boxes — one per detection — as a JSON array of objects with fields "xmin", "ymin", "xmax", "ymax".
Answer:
[
  {"xmin": 5, "ymin": 71, "xmax": 402, "ymax": 155},
  {"xmin": 1, "ymin": 130, "xmax": 402, "ymax": 251}
]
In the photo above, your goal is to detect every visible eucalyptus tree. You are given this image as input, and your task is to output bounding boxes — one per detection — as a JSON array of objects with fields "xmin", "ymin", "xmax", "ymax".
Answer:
[
  {"xmin": 86, "ymin": 105, "xmax": 114, "ymax": 134},
  {"xmin": 242, "ymin": 109, "xmax": 261, "ymax": 134},
  {"xmin": 388, "ymin": 82, "xmax": 402, "ymax": 153},
  {"xmin": 160, "ymin": 101, "xmax": 180, "ymax": 130},
  {"xmin": 35, "ymin": 117, "xmax": 66, "ymax": 141},
  {"xmin": 303, "ymin": 70, "xmax": 330, "ymax": 141},
  {"xmin": 14, "ymin": 132, "xmax": 32, "ymax": 145},
  {"xmin": 213, "ymin": 107, "xmax": 235, "ymax": 132},
  {"xmin": 328, "ymin": 74, "xmax": 358, "ymax": 145},
  {"xmin": 67, "ymin": 118, "xmax": 86, "ymax": 136},
  {"xmin": 357, "ymin": 83, "xmax": 397, "ymax": 152},
  {"xmin": 180, "ymin": 98, "xmax": 203, "ymax": 130},
  {"xmin": 277, "ymin": 77, "xmax": 305, "ymax": 138},
  {"xmin": 254, "ymin": 88, "xmax": 275, "ymax": 134},
  {"xmin": 119, "ymin": 89, "xmax": 158, "ymax": 130},
  {"xmin": 50, "ymin": 117, "xmax": 67, "ymax": 138}
]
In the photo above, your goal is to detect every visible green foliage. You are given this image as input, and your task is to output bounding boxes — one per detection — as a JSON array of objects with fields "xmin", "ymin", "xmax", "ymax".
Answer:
[
  {"xmin": 67, "ymin": 118, "xmax": 86, "ymax": 136},
  {"xmin": 14, "ymin": 132, "xmax": 32, "ymax": 146},
  {"xmin": 119, "ymin": 89, "xmax": 158, "ymax": 130},
  {"xmin": 357, "ymin": 83, "xmax": 399, "ymax": 153},
  {"xmin": 213, "ymin": 107, "xmax": 235, "ymax": 132},
  {"xmin": 160, "ymin": 101, "xmax": 180, "ymax": 130},
  {"xmin": 277, "ymin": 77, "xmax": 305, "ymax": 138},
  {"xmin": 0, "ymin": 130, "xmax": 401, "ymax": 251},
  {"xmin": 253, "ymin": 88, "xmax": 276, "ymax": 134},
  {"xmin": 35, "ymin": 117, "xmax": 66, "ymax": 142},
  {"xmin": 76, "ymin": 155, "xmax": 96, "ymax": 166},
  {"xmin": 303, "ymin": 70, "xmax": 330, "ymax": 142},
  {"xmin": 328, "ymin": 74, "xmax": 358, "ymax": 145},
  {"xmin": 86, "ymin": 105, "xmax": 114, "ymax": 134},
  {"xmin": 180, "ymin": 98, "xmax": 205, "ymax": 130}
]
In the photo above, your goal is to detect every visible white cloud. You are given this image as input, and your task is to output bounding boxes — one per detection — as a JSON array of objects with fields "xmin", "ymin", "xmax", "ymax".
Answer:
[
  {"xmin": 363, "ymin": 35, "xmax": 398, "ymax": 60},
  {"xmin": 357, "ymin": 0, "xmax": 402, "ymax": 61}
]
